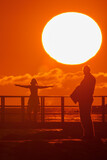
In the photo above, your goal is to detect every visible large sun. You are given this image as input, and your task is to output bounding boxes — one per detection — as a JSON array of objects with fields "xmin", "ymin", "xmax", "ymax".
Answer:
[{"xmin": 42, "ymin": 12, "xmax": 102, "ymax": 65}]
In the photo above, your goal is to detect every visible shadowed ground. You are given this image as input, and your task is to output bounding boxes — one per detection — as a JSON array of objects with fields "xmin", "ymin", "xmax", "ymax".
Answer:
[{"xmin": 0, "ymin": 122, "xmax": 107, "ymax": 160}]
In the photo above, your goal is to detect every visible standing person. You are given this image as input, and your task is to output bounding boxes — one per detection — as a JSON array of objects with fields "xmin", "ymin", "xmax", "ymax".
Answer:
[
  {"xmin": 70, "ymin": 66, "xmax": 96, "ymax": 140},
  {"xmin": 15, "ymin": 78, "xmax": 53, "ymax": 122}
]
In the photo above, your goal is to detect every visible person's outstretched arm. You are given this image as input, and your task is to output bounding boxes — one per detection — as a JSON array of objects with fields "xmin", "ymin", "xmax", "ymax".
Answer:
[
  {"xmin": 15, "ymin": 84, "xmax": 30, "ymax": 88},
  {"xmin": 38, "ymin": 85, "xmax": 53, "ymax": 89}
]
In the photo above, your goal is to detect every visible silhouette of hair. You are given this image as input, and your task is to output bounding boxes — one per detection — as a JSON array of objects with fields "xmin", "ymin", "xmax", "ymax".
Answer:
[
  {"xmin": 83, "ymin": 65, "xmax": 90, "ymax": 74},
  {"xmin": 30, "ymin": 78, "xmax": 37, "ymax": 85}
]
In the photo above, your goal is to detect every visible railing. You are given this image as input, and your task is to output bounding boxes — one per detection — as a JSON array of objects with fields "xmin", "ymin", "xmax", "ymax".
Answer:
[{"xmin": 0, "ymin": 96, "xmax": 107, "ymax": 123}]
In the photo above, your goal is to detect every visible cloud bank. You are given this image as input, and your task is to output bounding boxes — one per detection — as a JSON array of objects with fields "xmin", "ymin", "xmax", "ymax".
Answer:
[{"xmin": 0, "ymin": 68, "xmax": 107, "ymax": 95}]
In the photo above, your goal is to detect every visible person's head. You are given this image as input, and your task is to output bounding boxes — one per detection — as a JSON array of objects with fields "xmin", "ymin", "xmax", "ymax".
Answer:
[
  {"xmin": 30, "ymin": 78, "xmax": 37, "ymax": 85},
  {"xmin": 83, "ymin": 65, "xmax": 91, "ymax": 75}
]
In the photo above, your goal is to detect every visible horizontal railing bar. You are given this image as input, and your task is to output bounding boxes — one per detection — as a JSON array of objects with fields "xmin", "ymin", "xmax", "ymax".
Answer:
[
  {"xmin": 0, "ymin": 105, "xmax": 106, "ymax": 108},
  {"xmin": 0, "ymin": 95, "xmax": 107, "ymax": 98}
]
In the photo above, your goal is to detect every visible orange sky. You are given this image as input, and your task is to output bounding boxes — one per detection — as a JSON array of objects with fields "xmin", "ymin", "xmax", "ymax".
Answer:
[{"xmin": 0, "ymin": 0, "xmax": 107, "ymax": 97}]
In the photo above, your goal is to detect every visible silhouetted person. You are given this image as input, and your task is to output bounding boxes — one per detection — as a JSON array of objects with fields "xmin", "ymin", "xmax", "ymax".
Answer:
[
  {"xmin": 70, "ymin": 66, "xmax": 96, "ymax": 140},
  {"xmin": 15, "ymin": 78, "xmax": 53, "ymax": 122}
]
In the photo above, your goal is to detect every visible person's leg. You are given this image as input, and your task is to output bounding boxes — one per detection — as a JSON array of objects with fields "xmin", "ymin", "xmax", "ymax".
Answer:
[
  {"xmin": 34, "ymin": 104, "xmax": 40, "ymax": 122},
  {"xmin": 34, "ymin": 111, "xmax": 37, "ymax": 122},
  {"xmin": 86, "ymin": 107, "xmax": 95, "ymax": 138},
  {"xmin": 27, "ymin": 106, "xmax": 32, "ymax": 121},
  {"xmin": 79, "ymin": 107, "xmax": 87, "ymax": 137},
  {"xmin": 82, "ymin": 110, "xmax": 94, "ymax": 138},
  {"xmin": 33, "ymin": 106, "xmax": 38, "ymax": 122},
  {"xmin": 79, "ymin": 103, "xmax": 95, "ymax": 138}
]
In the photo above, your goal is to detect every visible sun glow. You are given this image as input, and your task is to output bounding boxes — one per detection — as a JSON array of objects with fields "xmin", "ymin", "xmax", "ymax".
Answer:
[{"xmin": 42, "ymin": 12, "xmax": 102, "ymax": 65}]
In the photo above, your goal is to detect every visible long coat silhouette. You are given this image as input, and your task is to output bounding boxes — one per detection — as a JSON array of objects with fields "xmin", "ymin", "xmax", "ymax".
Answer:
[{"xmin": 71, "ymin": 66, "xmax": 96, "ymax": 139}]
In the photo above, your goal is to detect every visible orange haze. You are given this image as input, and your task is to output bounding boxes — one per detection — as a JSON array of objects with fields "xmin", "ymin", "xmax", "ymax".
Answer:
[{"xmin": 0, "ymin": 0, "xmax": 107, "ymax": 98}]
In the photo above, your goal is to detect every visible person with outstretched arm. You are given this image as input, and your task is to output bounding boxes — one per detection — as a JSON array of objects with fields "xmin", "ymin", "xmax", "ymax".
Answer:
[{"xmin": 15, "ymin": 78, "xmax": 53, "ymax": 122}]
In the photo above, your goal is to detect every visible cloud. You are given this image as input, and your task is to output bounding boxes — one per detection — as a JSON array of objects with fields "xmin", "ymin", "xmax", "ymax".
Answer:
[
  {"xmin": 0, "ymin": 74, "xmax": 32, "ymax": 85},
  {"xmin": 96, "ymin": 82, "xmax": 107, "ymax": 89},
  {"xmin": 93, "ymin": 72, "xmax": 107, "ymax": 89},
  {"xmin": 0, "ymin": 68, "xmax": 107, "ymax": 96},
  {"xmin": 35, "ymin": 68, "xmax": 64, "ymax": 87}
]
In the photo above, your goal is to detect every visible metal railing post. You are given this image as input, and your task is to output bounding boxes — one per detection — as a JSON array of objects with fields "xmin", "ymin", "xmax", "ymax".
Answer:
[
  {"xmin": 102, "ymin": 96, "xmax": 105, "ymax": 123},
  {"xmin": 1, "ymin": 96, "xmax": 5, "ymax": 123},
  {"xmin": 61, "ymin": 96, "xmax": 64, "ymax": 123},
  {"xmin": 21, "ymin": 96, "xmax": 25, "ymax": 122},
  {"xmin": 41, "ymin": 96, "xmax": 45, "ymax": 123}
]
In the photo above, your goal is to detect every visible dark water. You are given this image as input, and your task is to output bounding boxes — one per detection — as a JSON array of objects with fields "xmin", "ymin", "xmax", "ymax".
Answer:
[{"xmin": 2, "ymin": 106, "xmax": 107, "ymax": 123}]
